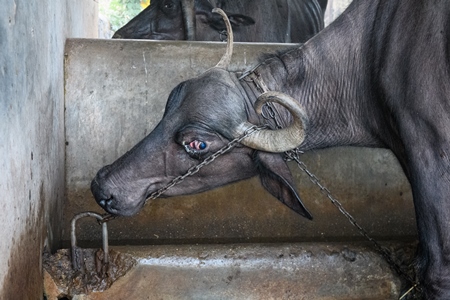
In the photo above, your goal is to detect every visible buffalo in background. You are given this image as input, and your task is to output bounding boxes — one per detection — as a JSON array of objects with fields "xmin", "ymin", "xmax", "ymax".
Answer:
[{"xmin": 112, "ymin": 0, "xmax": 327, "ymax": 43}]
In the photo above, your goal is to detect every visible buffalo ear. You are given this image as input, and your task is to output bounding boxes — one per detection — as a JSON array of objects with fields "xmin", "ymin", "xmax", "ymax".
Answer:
[{"xmin": 253, "ymin": 151, "xmax": 313, "ymax": 220}]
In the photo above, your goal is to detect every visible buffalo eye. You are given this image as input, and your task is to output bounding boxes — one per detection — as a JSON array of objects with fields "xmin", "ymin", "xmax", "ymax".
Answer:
[
  {"xmin": 163, "ymin": 0, "xmax": 176, "ymax": 10},
  {"xmin": 190, "ymin": 140, "xmax": 206, "ymax": 150}
]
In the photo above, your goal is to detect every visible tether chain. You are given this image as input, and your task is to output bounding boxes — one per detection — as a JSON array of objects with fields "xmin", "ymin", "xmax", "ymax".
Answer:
[
  {"xmin": 285, "ymin": 149, "xmax": 418, "ymax": 286},
  {"xmin": 261, "ymin": 101, "xmax": 420, "ymax": 298}
]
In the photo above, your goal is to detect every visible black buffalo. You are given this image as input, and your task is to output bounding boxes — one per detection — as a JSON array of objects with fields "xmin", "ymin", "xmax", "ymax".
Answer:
[
  {"xmin": 112, "ymin": 0, "xmax": 326, "ymax": 43},
  {"xmin": 93, "ymin": 0, "xmax": 450, "ymax": 298}
]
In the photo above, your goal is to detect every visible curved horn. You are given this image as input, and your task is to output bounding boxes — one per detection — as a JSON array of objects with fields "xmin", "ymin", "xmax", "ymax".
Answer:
[
  {"xmin": 212, "ymin": 8, "xmax": 233, "ymax": 69},
  {"xmin": 181, "ymin": 0, "xmax": 196, "ymax": 40},
  {"xmin": 236, "ymin": 92, "xmax": 308, "ymax": 152}
]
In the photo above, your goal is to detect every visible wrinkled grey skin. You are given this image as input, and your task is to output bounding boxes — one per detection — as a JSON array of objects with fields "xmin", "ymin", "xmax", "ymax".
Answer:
[
  {"xmin": 93, "ymin": 0, "xmax": 450, "ymax": 298},
  {"xmin": 112, "ymin": 0, "xmax": 326, "ymax": 43}
]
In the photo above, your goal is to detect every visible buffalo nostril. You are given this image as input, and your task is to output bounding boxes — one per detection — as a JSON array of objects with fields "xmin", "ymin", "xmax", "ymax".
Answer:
[{"xmin": 98, "ymin": 198, "xmax": 112, "ymax": 208}]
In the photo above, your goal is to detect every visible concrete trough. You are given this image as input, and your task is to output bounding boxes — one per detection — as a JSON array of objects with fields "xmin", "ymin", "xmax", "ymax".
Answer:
[{"xmin": 44, "ymin": 242, "xmax": 416, "ymax": 299}]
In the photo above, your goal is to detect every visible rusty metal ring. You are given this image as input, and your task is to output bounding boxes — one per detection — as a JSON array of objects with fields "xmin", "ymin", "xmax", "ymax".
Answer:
[{"xmin": 70, "ymin": 212, "xmax": 109, "ymax": 271}]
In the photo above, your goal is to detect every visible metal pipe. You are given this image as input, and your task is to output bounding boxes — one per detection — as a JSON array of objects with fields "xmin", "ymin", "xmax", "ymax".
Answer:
[
  {"xmin": 70, "ymin": 212, "xmax": 109, "ymax": 271},
  {"xmin": 181, "ymin": 0, "xmax": 196, "ymax": 40}
]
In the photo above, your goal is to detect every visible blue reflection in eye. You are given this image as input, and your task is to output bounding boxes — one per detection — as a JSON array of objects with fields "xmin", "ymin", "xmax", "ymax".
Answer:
[{"xmin": 188, "ymin": 140, "xmax": 207, "ymax": 151}]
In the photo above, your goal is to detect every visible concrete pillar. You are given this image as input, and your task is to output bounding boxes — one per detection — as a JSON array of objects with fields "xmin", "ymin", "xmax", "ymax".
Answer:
[{"xmin": 0, "ymin": 1, "xmax": 97, "ymax": 298}]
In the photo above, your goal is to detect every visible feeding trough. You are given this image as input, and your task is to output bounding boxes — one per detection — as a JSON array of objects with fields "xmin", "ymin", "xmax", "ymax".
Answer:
[{"xmin": 43, "ymin": 212, "xmax": 416, "ymax": 299}]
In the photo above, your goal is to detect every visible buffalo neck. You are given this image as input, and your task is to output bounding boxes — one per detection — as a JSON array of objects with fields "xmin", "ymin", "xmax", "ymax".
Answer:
[{"xmin": 240, "ymin": 2, "xmax": 390, "ymax": 152}]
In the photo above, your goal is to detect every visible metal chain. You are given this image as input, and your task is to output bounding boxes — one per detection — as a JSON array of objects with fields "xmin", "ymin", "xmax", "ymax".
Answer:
[
  {"xmin": 219, "ymin": 30, "xmax": 228, "ymax": 42},
  {"xmin": 285, "ymin": 149, "xmax": 417, "ymax": 285}
]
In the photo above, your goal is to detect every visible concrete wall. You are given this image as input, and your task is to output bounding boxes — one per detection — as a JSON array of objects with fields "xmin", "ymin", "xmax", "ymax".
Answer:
[
  {"xmin": 324, "ymin": 0, "xmax": 353, "ymax": 26},
  {"xmin": 0, "ymin": 1, "xmax": 97, "ymax": 299},
  {"xmin": 64, "ymin": 39, "xmax": 417, "ymax": 246}
]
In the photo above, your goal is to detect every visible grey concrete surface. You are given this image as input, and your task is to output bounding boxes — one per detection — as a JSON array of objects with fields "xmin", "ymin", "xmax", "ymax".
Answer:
[
  {"xmin": 0, "ymin": 1, "xmax": 97, "ymax": 299},
  {"xmin": 45, "ymin": 242, "xmax": 416, "ymax": 299},
  {"xmin": 324, "ymin": 0, "xmax": 353, "ymax": 26},
  {"xmin": 64, "ymin": 39, "xmax": 417, "ymax": 246}
]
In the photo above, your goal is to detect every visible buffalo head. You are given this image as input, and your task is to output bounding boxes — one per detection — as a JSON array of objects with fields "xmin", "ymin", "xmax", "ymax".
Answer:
[
  {"xmin": 93, "ymin": 9, "xmax": 311, "ymax": 219},
  {"xmin": 112, "ymin": 0, "xmax": 254, "ymax": 40}
]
